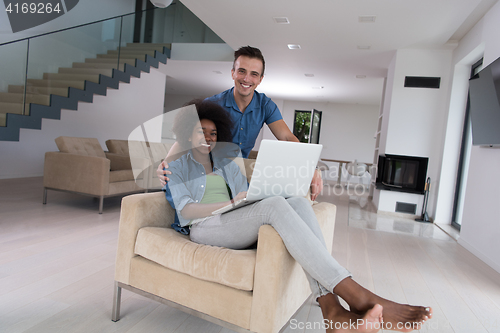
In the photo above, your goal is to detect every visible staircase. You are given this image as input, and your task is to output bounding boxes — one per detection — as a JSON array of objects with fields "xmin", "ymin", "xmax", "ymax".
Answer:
[{"xmin": 0, "ymin": 43, "xmax": 171, "ymax": 141}]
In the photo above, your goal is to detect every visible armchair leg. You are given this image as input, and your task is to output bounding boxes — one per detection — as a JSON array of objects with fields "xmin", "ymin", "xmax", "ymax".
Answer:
[
  {"xmin": 112, "ymin": 282, "xmax": 122, "ymax": 322},
  {"xmin": 98, "ymin": 196, "xmax": 104, "ymax": 214},
  {"xmin": 43, "ymin": 188, "xmax": 47, "ymax": 204}
]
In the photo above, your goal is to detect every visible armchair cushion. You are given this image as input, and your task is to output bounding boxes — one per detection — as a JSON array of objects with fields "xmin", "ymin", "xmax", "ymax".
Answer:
[
  {"xmin": 135, "ymin": 227, "xmax": 256, "ymax": 291},
  {"xmin": 109, "ymin": 170, "xmax": 135, "ymax": 183},
  {"xmin": 55, "ymin": 136, "xmax": 106, "ymax": 158}
]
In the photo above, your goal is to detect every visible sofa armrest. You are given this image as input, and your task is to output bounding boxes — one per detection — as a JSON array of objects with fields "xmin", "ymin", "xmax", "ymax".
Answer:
[
  {"xmin": 115, "ymin": 191, "xmax": 175, "ymax": 284},
  {"xmin": 105, "ymin": 152, "xmax": 132, "ymax": 171},
  {"xmin": 250, "ymin": 202, "xmax": 337, "ymax": 333},
  {"xmin": 43, "ymin": 151, "xmax": 110, "ymax": 196}
]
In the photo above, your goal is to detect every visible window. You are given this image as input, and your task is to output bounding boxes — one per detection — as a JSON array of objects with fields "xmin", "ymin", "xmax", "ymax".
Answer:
[{"xmin": 292, "ymin": 109, "xmax": 322, "ymax": 144}]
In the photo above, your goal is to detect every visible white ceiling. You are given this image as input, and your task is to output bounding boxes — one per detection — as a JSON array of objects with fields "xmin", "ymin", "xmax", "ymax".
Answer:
[{"xmin": 165, "ymin": 0, "xmax": 498, "ymax": 106}]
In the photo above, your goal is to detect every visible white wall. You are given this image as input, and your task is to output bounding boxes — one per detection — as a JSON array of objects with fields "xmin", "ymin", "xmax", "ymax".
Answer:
[
  {"xmin": 274, "ymin": 100, "xmax": 379, "ymax": 182},
  {"xmin": 0, "ymin": 66, "xmax": 167, "ymax": 179},
  {"xmin": 449, "ymin": 1, "xmax": 500, "ymax": 273},
  {"xmin": 375, "ymin": 48, "xmax": 454, "ymax": 216}
]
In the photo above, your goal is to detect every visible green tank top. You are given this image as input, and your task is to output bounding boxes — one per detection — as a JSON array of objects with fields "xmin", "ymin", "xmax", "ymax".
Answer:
[{"xmin": 200, "ymin": 175, "xmax": 231, "ymax": 204}]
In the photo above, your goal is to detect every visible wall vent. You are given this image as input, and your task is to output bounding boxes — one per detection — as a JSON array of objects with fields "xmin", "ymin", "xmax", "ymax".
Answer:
[
  {"xmin": 404, "ymin": 76, "xmax": 441, "ymax": 89},
  {"xmin": 395, "ymin": 202, "xmax": 417, "ymax": 215}
]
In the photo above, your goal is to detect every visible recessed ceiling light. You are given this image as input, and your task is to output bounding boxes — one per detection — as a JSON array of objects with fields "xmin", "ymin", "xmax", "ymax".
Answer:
[
  {"xmin": 359, "ymin": 15, "xmax": 376, "ymax": 23},
  {"xmin": 357, "ymin": 45, "xmax": 371, "ymax": 50},
  {"xmin": 304, "ymin": 74, "xmax": 314, "ymax": 77},
  {"xmin": 356, "ymin": 75, "xmax": 367, "ymax": 79},
  {"xmin": 273, "ymin": 17, "xmax": 290, "ymax": 24},
  {"xmin": 213, "ymin": 71, "xmax": 222, "ymax": 74},
  {"xmin": 288, "ymin": 44, "xmax": 301, "ymax": 50},
  {"xmin": 312, "ymin": 86, "xmax": 324, "ymax": 89}
]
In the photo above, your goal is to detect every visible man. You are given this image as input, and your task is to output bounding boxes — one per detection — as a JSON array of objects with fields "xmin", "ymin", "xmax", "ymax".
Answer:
[{"xmin": 157, "ymin": 46, "xmax": 323, "ymax": 200}]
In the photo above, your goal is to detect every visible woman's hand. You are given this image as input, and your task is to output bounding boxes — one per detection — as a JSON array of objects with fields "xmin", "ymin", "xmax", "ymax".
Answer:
[
  {"xmin": 232, "ymin": 191, "xmax": 247, "ymax": 203},
  {"xmin": 157, "ymin": 158, "xmax": 171, "ymax": 186}
]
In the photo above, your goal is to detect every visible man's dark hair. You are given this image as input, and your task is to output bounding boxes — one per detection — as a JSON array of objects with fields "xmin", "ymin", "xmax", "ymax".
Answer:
[
  {"xmin": 173, "ymin": 99, "xmax": 234, "ymax": 150},
  {"xmin": 233, "ymin": 46, "xmax": 265, "ymax": 76}
]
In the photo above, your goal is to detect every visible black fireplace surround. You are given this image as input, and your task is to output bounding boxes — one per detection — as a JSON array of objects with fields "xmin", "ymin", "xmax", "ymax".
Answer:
[{"xmin": 375, "ymin": 154, "xmax": 429, "ymax": 194}]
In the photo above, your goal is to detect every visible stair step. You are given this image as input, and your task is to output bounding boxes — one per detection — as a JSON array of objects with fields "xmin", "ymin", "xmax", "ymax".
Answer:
[
  {"xmin": 106, "ymin": 50, "xmax": 156, "ymax": 57},
  {"xmin": 0, "ymin": 92, "xmax": 50, "ymax": 105},
  {"xmin": 59, "ymin": 67, "xmax": 114, "ymax": 76},
  {"xmin": 27, "ymin": 79, "xmax": 85, "ymax": 90},
  {"xmin": 72, "ymin": 62, "xmax": 125, "ymax": 70},
  {"xmin": 43, "ymin": 73, "xmax": 101, "ymax": 83},
  {"xmin": 9, "ymin": 85, "xmax": 69, "ymax": 97},
  {"xmin": 0, "ymin": 102, "xmax": 30, "ymax": 116},
  {"xmin": 97, "ymin": 53, "xmax": 149, "ymax": 61},
  {"xmin": 125, "ymin": 43, "xmax": 171, "ymax": 49},
  {"xmin": 85, "ymin": 58, "xmax": 137, "ymax": 65}
]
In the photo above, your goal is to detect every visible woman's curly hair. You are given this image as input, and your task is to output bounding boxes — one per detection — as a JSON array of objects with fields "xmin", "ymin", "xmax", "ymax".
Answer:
[{"xmin": 173, "ymin": 99, "xmax": 234, "ymax": 150}]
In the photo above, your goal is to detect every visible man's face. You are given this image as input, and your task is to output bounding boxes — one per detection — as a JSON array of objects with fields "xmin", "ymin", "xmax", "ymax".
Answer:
[{"xmin": 231, "ymin": 55, "xmax": 264, "ymax": 99}]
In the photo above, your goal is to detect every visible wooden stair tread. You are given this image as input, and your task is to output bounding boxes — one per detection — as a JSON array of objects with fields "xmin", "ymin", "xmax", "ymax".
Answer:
[
  {"xmin": 9, "ymin": 85, "xmax": 69, "ymax": 97},
  {"xmin": 0, "ymin": 92, "xmax": 50, "ymax": 105},
  {"xmin": 43, "ymin": 73, "xmax": 100, "ymax": 82}
]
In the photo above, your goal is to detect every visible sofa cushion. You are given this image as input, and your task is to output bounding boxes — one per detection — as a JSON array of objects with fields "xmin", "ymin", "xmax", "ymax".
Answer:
[
  {"xmin": 105, "ymin": 139, "xmax": 129, "ymax": 155},
  {"xmin": 109, "ymin": 169, "xmax": 135, "ymax": 183},
  {"xmin": 55, "ymin": 136, "xmax": 106, "ymax": 158},
  {"xmin": 135, "ymin": 227, "xmax": 256, "ymax": 291}
]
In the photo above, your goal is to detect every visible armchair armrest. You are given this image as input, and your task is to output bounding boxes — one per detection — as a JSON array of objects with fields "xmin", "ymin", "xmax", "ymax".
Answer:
[
  {"xmin": 105, "ymin": 152, "xmax": 132, "ymax": 171},
  {"xmin": 43, "ymin": 152, "xmax": 110, "ymax": 196},
  {"xmin": 115, "ymin": 191, "xmax": 174, "ymax": 284}
]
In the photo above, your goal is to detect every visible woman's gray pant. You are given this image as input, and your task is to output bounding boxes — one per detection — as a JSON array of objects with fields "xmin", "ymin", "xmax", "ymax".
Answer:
[{"xmin": 189, "ymin": 196, "xmax": 351, "ymax": 298}]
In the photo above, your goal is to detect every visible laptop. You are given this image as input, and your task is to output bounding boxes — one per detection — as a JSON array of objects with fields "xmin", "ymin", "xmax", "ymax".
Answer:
[{"xmin": 212, "ymin": 140, "xmax": 323, "ymax": 215}]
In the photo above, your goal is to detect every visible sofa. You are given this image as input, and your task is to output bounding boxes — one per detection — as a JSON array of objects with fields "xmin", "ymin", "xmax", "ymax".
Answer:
[
  {"xmin": 43, "ymin": 136, "xmax": 145, "ymax": 213},
  {"xmin": 106, "ymin": 139, "xmax": 173, "ymax": 191},
  {"xmin": 112, "ymin": 158, "xmax": 337, "ymax": 332}
]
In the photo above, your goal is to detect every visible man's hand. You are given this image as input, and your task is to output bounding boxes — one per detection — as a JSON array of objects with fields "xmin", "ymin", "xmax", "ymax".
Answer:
[
  {"xmin": 310, "ymin": 169, "xmax": 323, "ymax": 201},
  {"xmin": 157, "ymin": 159, "xmax": 171, "ymax": 186}
]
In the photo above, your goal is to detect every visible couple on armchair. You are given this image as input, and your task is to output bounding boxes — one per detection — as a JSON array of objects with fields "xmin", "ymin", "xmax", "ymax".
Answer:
[{"xmin": 156, "ymin": 98, "xmax": 432, "ymax": 333}]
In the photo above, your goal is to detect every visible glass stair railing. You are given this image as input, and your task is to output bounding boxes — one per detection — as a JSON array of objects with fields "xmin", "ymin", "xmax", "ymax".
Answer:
[{"xmin": 0, "ymin": 0, "xmax": 226, "ymax": 141}]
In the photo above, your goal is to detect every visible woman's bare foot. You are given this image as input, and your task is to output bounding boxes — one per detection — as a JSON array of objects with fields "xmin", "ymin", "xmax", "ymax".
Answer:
[
  {"xmin": 333, "ymin": 278, "xmax": 432, "ymax": 332},
  {"xmin": 318, "ymin": 293, "xmax": 383, "ymax": 332}
]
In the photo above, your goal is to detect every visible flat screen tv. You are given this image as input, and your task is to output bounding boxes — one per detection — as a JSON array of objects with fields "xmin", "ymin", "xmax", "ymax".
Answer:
[{"xmin": 469, "ymin": 56, "xmax": 500, "ymax": 146}]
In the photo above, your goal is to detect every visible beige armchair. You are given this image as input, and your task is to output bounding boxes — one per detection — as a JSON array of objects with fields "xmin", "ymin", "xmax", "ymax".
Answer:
[
  {"xmin": 43, "ymin": 136, "xmax": 145, "ymax": 213},
  {"xmin": 112, "ymin": 158, "xmax": 337, "ymax": 333}
]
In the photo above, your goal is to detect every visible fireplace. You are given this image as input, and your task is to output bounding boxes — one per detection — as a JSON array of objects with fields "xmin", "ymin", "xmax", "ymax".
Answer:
[{"xmin": 375, "ymin": 154, "xmax": 428, "ymax": 194}]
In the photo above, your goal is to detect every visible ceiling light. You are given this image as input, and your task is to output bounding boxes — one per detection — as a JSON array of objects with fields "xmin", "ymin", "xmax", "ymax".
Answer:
[
  {"xmin": 149, "ymin": 0, "xmax": 173, "ymax": 8},
  {"xmin": 359, "ymin": 15, "xmax": 376, "ymax": 23},
  {"xmin": 356, "ymin": 75, "xmax": 367, "ymax": 79},
  {"xmin": 273, "ymin": 17, "xmax": 290, "ymax": 24},
  {"xmin": 357, "ymin": 45, "xmax": 371, "ymax": 50},
  {"xmin": 312, "ymin": 86, "xmax": 324, "ymax": 89},
  {"xmin": 304, "ymin": 74, "xmax": 314, "ymax": 77},
  {"xmin": 288, "ymin": 44, "xmax": 301, "ymax": 50}
]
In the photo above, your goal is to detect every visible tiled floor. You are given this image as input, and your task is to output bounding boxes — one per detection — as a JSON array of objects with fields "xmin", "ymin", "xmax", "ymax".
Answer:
[{"xmin": 348, "ymin": 194, "xmax": 455, "ymax": 241}]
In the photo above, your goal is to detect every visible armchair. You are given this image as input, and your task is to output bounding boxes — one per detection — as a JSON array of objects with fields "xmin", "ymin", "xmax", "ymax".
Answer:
[{"xmin": 112, "ymin": 158, "xmax": 337, "ymax": 332}]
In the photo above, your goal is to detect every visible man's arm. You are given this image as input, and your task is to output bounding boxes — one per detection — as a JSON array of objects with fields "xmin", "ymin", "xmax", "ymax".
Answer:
[
  {"xmin": 267, "ymin": 119, "xmax": 300, "ymax": 142},
  {"xmin": 268, "ymin": 119, "xmax": 323, "ymax": 200},
  {"xmin": 157, "ymin": 141, "xmax": 183, "ymax": 186}
]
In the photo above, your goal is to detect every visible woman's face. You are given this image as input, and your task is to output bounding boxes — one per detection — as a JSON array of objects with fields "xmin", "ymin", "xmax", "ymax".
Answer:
[{"xmin": 189, "ymin": 118, "xmax": 217, "ymax": 154}]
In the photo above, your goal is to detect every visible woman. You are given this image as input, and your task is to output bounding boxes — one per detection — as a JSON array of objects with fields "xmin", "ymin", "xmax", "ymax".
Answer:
[{"xmin": 165, "ymin": 100, "xmax": 432, "ymax": 333}]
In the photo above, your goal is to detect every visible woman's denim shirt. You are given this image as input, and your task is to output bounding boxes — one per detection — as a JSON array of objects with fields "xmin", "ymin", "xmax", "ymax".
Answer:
[{"xmin": 164, "ymin": 149, "xmax": 249, "ymax": 227}]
